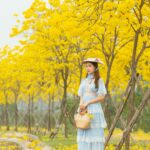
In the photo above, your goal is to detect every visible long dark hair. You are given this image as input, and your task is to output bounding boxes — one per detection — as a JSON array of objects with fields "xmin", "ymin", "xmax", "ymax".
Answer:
[{"xmin": 85, "ymin": 62, "xmax": 101, "ymax": 88}]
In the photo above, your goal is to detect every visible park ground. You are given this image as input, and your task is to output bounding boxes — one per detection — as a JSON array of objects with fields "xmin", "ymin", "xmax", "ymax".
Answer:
[{"xmin": 0, "ymin": 127, "xmax": 150, "ymax": 150}]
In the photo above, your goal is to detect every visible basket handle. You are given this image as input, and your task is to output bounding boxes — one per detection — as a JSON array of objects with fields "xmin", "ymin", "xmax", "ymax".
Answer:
[{"xmin": 77, "ymin": 107, "xmax": 88, "ymax": 116}]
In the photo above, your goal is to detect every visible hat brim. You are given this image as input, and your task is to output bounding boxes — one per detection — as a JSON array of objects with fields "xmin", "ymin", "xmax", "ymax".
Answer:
[{"xmin": 82, "ymin": 60, "xmax": 104, "ymax": 65}]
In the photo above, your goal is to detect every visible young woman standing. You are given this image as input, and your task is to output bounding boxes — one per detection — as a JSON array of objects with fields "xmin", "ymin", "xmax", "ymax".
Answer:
[{"xmin": 77, "ymin": 58, "xmax": 107, "ymax": 150}]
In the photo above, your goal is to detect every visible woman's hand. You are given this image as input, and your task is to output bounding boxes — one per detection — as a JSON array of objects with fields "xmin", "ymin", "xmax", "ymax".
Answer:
[
  {"xmin": 79, "ymin": 102, "xmax": 89, "ymax": 110},
  {"xmin": 79, "ymin": 102, "xmax": 89, "ymax": 115}
]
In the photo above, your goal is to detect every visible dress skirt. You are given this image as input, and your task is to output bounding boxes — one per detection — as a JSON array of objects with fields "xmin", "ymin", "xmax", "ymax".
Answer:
[{"xmin": 77, "ymin": 95, "xmax": 107, "ymax": 150}]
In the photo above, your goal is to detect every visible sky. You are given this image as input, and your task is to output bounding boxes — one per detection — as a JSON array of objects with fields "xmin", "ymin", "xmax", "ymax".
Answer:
[{"xmin": 0, "ymin": 0, "xmax": 34, "ymax": 48}]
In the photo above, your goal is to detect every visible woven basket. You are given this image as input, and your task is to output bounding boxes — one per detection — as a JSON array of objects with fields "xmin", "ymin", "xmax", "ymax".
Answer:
[{"xmin": 74, "ymin": 110, "xmax": 91, "ymax": 129}]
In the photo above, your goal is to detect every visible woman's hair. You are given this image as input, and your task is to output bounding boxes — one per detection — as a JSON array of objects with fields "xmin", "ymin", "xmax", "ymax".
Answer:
[{"xmin": 85, "ymin": 61, "xmax": 101, "ymax": 88}]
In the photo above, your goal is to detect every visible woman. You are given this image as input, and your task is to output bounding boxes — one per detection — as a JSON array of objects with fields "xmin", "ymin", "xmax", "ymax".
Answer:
[{"xmin": 77, "ymin": 58, "xmax": 107, "ymax": 150}]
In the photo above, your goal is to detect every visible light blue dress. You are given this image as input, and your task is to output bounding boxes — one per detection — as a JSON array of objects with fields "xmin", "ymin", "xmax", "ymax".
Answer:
[{"xmin": 77, "ymin": 73, "xmax": 107, "ymax": 150}]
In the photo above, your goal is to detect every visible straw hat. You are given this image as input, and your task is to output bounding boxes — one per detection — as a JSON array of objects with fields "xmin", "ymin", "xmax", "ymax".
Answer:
[{"xmin": 82, "ymin": 58, "xmax": 104, "ymax": 65}]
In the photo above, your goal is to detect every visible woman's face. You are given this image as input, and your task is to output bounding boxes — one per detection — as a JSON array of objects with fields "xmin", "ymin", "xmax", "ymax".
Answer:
[{"xmin": 85, "ymin": 62, "xmax": 95, "ymax": 74}]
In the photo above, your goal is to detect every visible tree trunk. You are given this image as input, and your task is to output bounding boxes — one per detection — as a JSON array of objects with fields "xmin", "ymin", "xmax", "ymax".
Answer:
[
  {"xmin": 51, "ymin": 95, "xmax": 55, "ymax": 127},
  {"xmin": 14, "ymin": 94, "xmax": 18, "ymax": 131},
  {"xmin": 4, "ymin": 92, "xmax": 9, "ymax": 131},
  {"xmin": 5, "ymin": 99, "xmax": 9, "ymax": 131},
  {"xmin": 48, "ymin": 93, "xmax": 51, "ymax": 131},
  {"xmin": 58, "ymin": 68, "xmax": 69, "ymax": 138},
  {"xmin": 31, "ymin": 95, "xmax": 34, "ymax": 127},
  {"xmin": 58, "ymin": 84, "xmax": 68, "ymax": 138},
  {"xmin": 116, "ymin": 88, "xmax": 150, "ymax": 150},
  {"xmin": 28, "ymin": 94, "xmax": 31, "ymax": 133},
  {"xmin": 104, "ymin": 93, "xmax": 114, "ymax": 129},
  {"xmin": 105, "ymin": 79, "xmax": 132, "ymax": 147},
  {"xmin": 125, "ymin": 28, "xmax": 140, "ymax": 150},
  {"xmin": 63, "ymin": 87, "xmax": 68, "ymax": 138}
]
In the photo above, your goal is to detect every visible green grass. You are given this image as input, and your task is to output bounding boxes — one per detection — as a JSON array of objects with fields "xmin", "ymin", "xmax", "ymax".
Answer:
[
  {"xmin": 38, "ymin": 130, "xmax": 150, "ymax": 149},
  {"xmin": 38, "ymin": 133, "xmax": 76, "ymax": 148},
  {"xmin": 0, "ymin": 126, "xmax": 150, "ymax": 149}
]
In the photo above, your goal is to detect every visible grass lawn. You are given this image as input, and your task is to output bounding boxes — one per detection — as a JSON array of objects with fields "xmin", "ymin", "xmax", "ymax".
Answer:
[
  {"xmin": 0, "ymin": 127, "xmax": 150, "ymax": 150},
  {"xmin": 39, "ymin": 128, "xmax": 150, "ymax": 150}
]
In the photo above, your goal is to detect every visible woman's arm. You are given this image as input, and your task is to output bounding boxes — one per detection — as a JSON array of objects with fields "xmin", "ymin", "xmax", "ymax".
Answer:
[
  {"xmin": 79, "ymin": 96, "xmax": 84, "ymax": 105},
  {"xmin": 81, "ymin": 95, "xmax": 106, "ymax": 109},
  {"xmin": 87, "ymin": 95, "xmax": 106, "ymax": 105},
  {"xmin": 77, "ymin": 97, "xmax": 84, "ymax": 112}
]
